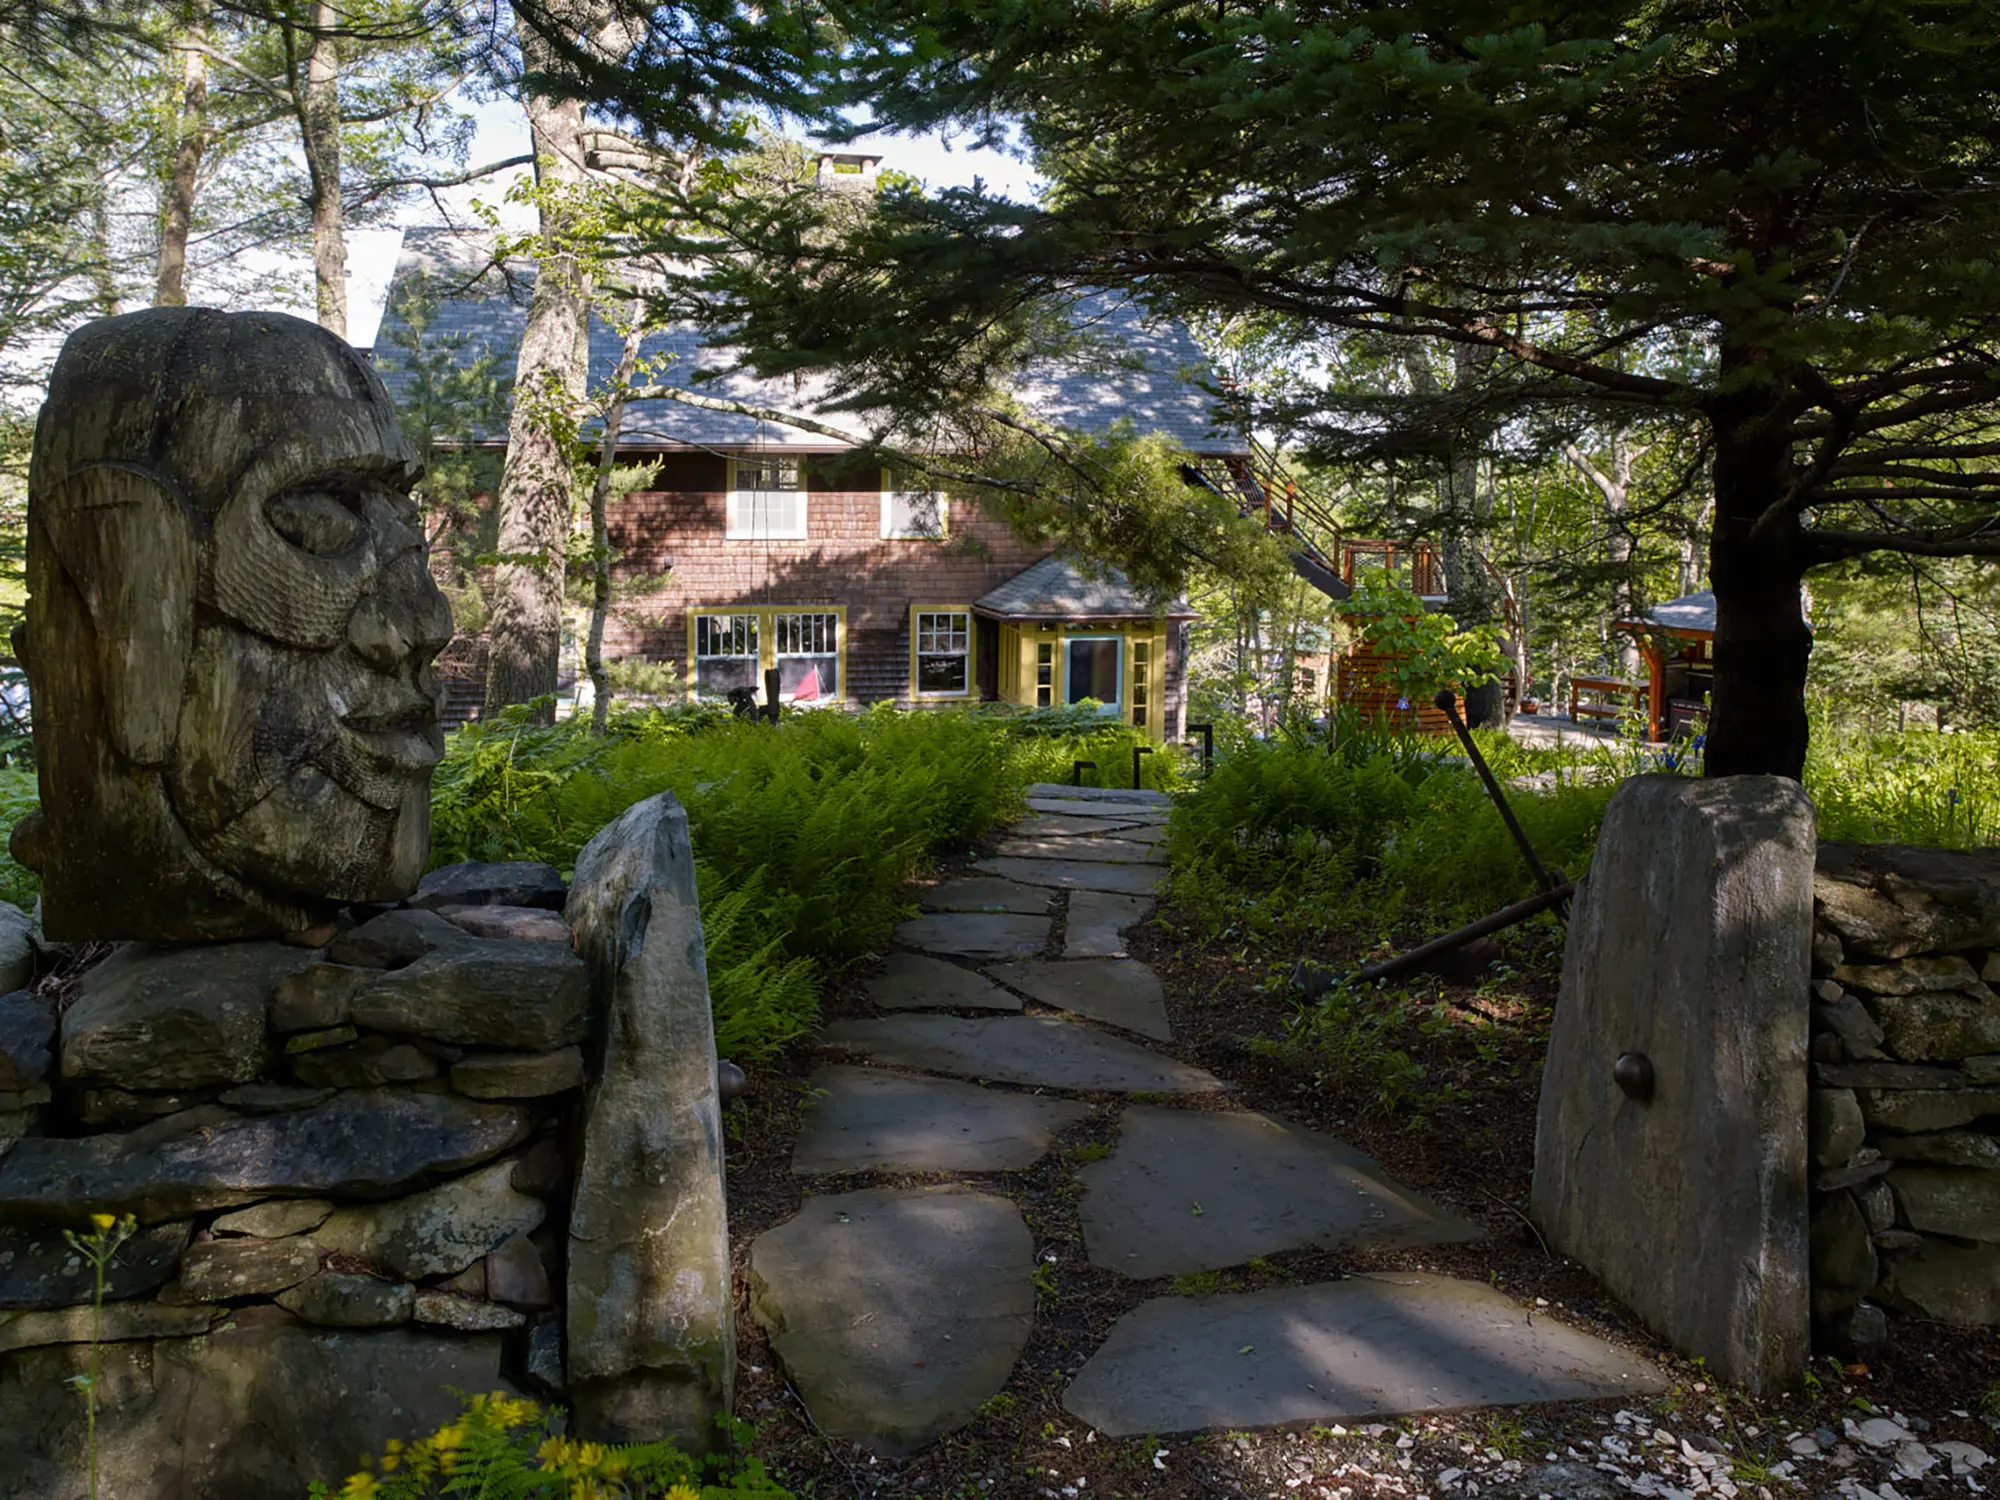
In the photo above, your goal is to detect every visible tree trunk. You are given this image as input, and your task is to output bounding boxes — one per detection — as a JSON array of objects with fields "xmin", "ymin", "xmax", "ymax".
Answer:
[
  {"xmin": 484, "ymin": 10, "xmax": 599, "ymax": 716},
  {"xmin": 587, "ymin": 318, "xmax": 644, "ymax": 733},
  {"xmin": 300, "ymin": 1, "xmax": 346, "ymax": 337},
  {"xmin": 1564, "ymin": 432, "xmax": 1644, "ymax": 678},
  {"xmin": 87, "ymin": 173, "xmax": 120, "ymax": 317},
  {"xmin": 1702, "ymin": 381, "xmax": 1813, "ymax": 780},
  {"xmin": 156, "ymin": 17, "xmax": 209, "ymax": 307}
]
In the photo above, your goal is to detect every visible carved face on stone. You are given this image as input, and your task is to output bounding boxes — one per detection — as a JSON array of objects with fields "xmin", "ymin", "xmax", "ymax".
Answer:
[{"xmin": 14, "ymin": 308, "xmax": 454, "ymax": 941}]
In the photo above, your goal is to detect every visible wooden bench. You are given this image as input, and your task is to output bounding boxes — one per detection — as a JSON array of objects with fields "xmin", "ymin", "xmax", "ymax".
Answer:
[{"xmin": 1569, "ymin": 675, "xmax": 1648, "ymax": 723}]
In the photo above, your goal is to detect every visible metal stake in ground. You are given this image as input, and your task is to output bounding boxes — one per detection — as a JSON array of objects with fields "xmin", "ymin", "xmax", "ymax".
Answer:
[{"xmin": 1433, "ymin": 689, "xmax": 1565, "ymax": 910}]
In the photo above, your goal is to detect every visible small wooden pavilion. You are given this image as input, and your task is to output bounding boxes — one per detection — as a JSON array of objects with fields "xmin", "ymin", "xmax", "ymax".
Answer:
[{"xmin": 1612, "ymin": 590, "xmax": 1717, "ymax": 742}]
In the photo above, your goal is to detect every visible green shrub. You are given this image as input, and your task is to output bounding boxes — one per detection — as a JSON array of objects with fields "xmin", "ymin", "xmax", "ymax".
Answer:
[
  {"xmin": 429, "ymin": 703, "xmax": 1161, "ymax": 1059},
  {"xmin": 306, "ymin": 1390, "xmax": 792, "ymax": 1498},
  {"xmin": 0, "ymin": 767, "xmax": 35, "ymax": 910}
]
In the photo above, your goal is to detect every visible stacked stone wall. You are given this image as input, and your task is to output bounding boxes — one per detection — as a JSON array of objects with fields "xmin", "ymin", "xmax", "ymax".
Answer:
[
  {"xmin": 0, "ymin": 805, "xmax": 732, "ymax": 1498},
  {"xmin": 1809, "ymin": 843, "xmax": 2000, "ymax": 1350}
]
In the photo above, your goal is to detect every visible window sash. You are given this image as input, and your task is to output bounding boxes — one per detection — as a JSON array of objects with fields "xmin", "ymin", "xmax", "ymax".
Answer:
[
  {"xmin": 728, "ymin": 457, "xmax": 807, "ymax": 539},
  {"xmin": 882, "ymin": 473, "xmax": 945, "ymax": 539},
  {"xmin": 773, "ymin": 611, "xmax": 839, "ymax": 698},
  {"xmin": 915, "ymin": 610, "xmax": 970, "ymax": 696},
  {"xmin": 694, "ymin": 613, "xmax": 760, "ymax": 696}
]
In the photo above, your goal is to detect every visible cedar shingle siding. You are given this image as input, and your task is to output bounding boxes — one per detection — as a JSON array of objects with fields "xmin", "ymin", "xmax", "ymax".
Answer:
[{"xmin": 370, "ymin": 228, "xmax": 1243, "ymax": 733}]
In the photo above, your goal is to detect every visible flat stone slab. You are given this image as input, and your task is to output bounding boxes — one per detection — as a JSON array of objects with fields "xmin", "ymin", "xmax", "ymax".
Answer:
[
  {"xmin": 995, "ymin": 836, "xmax": 1163, "ymax": 865},
  {"xmin": 750, "ymin": 1186, "xmax": 1034, "ymax": 1453},
  {"xmin": 1025, "ymin": 784, "xmax": 1172, "ymax": 806},
  {"xmin": 864, "ymin": 952, "xmax": 1022, "ymax": 1013},
  {"xmin": 919, "ymin": 877, "xmax": 1054, "ymax": 915},
  {"xmin": 985, "ymin": 960, "xmax": 1171, "ymax": 1041},
  {"xmin": 1080, "ymin": 1107, "xmax": 1478, "ymax": 1277},
  {"xmin": 1065, "ymin": 893, "xmax": 1156, "ymax": 960},
  {"xmin": 893, "ymin": 912, "xmax": 1049, "ymax": 959},
  {"xmin": 974, "ymin": 858, "xmax": 1166, "ymax": 896},
  {"xmin": 793, "ymin": 1067, "xmax": 1089, "ymax": 1174},
  {"xmin": 1013, "ymin": 815, "xmax": 1149, "ymax": 839},
  {"xmin": 1026, "ymin": 799, "xmax": 1170, "ymax": 824},
  {"xmin": 821, "ymin": 1016, "xmax": 1223, "ymax": 1094},
  {"xmin": 1063, "ymin": 1273, "xmax": 1667, "ymax": 1437}
]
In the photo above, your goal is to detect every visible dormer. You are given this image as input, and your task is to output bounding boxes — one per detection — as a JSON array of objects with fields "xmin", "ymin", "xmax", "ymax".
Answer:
[{"xmin": 816, "ymin": 152, "xmax": 882, "ymax": 193}]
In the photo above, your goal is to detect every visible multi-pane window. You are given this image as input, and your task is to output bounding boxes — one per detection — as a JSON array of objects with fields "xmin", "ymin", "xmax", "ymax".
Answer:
[
  {"xmin": 1035, "ymin": 641, "xmax": 1055, "ymax": 709},
  {"xmin": 1132, "ymin": 639, "xmax": 1151, "ymax": 729},
  {"xmin": 693, "ymin": 614, "xmax": 759, "ymax": 697},
  {"xmin": 727, "ymin": 456, "xmax": 806, "ymax": 540},
  {"xmin": 881, "ymin": 468, "xmax": 946, "ymax": 539},
  {"xmin": 915, "ymin": 611, "xmax": 971, "ymax": 696},
  {"xmin": 774, "ymin": 611, "xmax": 839, "ymax": 699}
]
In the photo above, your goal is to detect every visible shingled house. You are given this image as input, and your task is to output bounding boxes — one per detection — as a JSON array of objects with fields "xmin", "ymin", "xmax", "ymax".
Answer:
[{"xmin": 371, "ymin": 227, "xmax": 1239, "ymax": 740}]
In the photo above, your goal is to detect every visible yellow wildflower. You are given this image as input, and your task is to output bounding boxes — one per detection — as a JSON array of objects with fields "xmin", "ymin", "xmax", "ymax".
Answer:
[
  {"xmin": 338, "ymin": 1475, "xmax": 379, "ymax": 1500},
  {"xmin": 89, "ymin": 1213, "xmax": 116, "ymax": 1230},
  {"xmin": 665, "ymin": 1484, "xmax": 701, "ymax": 1500}
]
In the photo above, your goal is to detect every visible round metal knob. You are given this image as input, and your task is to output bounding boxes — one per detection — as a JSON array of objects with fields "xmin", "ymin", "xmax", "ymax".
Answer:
[
  {"xmin": 1613, "ymin": 1052, "xmax": 1655, "ymax": 1102},
  {"xmin": 717, "ymin": 1059, "xmax": 748, "ymax": 1102}
]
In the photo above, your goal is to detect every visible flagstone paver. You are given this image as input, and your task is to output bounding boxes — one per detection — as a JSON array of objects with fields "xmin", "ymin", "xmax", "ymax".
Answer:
[
  {"xmin": 1012, "ymin": 814, "xmax": 1149, "ymax": 839},
  {"xmin": 1061, "ymin": 1273, "xmax": 1669, "ymax": 1437},
  {"xmin": 994, "ymin": 835, "xmax": 1164, "ymax": 864},
  {"xmin": 973, "ymin": 857, "xmax": 1167, "ymax": 896},
  {"xmin": 792, "ymin": 1066, "xmax": 1089, "ymax": 1174},
  {"xmin": 748, "ymin": 1186, "xmax": 1034, "ymax": 1453},
  {"xmin": 1078, "ymin": 1106, "xmax": 1479, "ymax": 1277},
  {"xmin": 1064, "ymin": 892, "xmax": 1156, "ymax": 959},
  {"xmin": 893, "ymin": 911, "xmax": 1049, "ymax": 959},
  {"xmin": 761, "ymin": 786, "xmax": 1666, "ymax": 1453},
  {"xmin": 821, "ymin": 1015, "xmax": 1222, "ymax": 1093},
  {"xmin": 1026, "ymin": 798, "xmax": 1171, "ymax": 822},
  {"xmin": 984, "ymin": 959, "xmax": 1172, "ymax": 1040},
  {"xmin": 864, "ymin": 951, "xmax": 1022, "ymax": 1012},
  {"xmin": 1024, "ymin": 783, "xmax": 1173, "ymax": 804},
  {"xmin": 919, "ymin": 876, "xmax": 1056, "ymax": 914}
]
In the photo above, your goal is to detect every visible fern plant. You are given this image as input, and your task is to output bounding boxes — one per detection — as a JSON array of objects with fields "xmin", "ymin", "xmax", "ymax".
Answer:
[{"xmin": 307, "ymin": 1391, "xmax": 793, "ymax": 1499}]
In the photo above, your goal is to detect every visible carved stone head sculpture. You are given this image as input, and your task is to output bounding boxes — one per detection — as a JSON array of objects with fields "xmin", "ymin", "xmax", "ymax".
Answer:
[{"xmin": 10, "ymin": 308, "xmax": 454, "ymax": 941}]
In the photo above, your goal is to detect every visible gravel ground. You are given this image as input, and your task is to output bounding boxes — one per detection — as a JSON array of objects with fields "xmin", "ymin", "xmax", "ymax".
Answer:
[{"xmin": 721, "ymin": 839, "xmax": 2000, "ymax": 1500}]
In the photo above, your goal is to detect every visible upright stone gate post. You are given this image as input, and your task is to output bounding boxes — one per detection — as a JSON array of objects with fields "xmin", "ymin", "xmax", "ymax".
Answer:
[
  {"xmin": 1532, "ymin": 774, "xmax": 1816, "ymax": 1392},
  {"xmin": 565, "ymin": 792, "xmax": 735, "ymax": 1448}
]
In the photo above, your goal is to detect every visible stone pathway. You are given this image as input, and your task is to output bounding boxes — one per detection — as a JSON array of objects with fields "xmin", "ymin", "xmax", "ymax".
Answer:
[{"xmin": 747, "ymin": 783, "xmax": 1666, "ymax": 1455}]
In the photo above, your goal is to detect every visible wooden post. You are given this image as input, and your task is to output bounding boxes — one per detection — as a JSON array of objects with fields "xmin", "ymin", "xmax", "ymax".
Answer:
[
  {"xmin": 763, "ymin": 667, "xmax": 782, "ymax": 724},
  {"xmin": 1645, "ymin": 641, "xmax": 1666, "ymax": 742}
]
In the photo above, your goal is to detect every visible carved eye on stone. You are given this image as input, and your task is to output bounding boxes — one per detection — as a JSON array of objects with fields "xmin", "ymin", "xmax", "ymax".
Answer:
[{"xmin": 265, "ymin": 489, "xmax": 364, "ymax": 556}]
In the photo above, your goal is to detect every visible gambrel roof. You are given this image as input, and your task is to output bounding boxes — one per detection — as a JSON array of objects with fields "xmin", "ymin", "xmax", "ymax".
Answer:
[{"xmin": 370, "ymin": 228, "xmax": 1246, "ymax": 456}]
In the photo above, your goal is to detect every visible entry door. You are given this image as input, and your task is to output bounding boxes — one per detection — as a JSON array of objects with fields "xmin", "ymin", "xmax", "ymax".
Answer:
[{"xmin": 1065, "ymin": 635, "xmax": 1122, "ymax": 715}]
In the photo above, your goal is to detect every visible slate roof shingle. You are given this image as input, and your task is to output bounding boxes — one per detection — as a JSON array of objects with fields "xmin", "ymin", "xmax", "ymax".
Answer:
[
  {"xmin": 974, "ymin": 555, "xmax": 1196, "ymax": 620},
  {"xmin": 371, "ymin": 228, "xmax": 1245, "ymax": 455}
]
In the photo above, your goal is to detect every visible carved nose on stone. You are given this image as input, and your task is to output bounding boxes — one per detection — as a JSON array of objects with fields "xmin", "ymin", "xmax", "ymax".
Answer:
[
  {"xmin": 348, "ymin": 596, "xmax": 416, "ymax": 669},
  {"xmin": 1613, "ymin": 1052, "xmax": 1655, "ymax": 1102}
]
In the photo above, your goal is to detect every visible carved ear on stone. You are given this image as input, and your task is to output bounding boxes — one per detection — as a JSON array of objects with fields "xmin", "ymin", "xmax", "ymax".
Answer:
[{"xmin": 43, "ymin": 464, "xmax": 196, "ymax": 767}]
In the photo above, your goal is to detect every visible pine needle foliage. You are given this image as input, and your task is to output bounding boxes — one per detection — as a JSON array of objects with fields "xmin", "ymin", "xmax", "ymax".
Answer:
[{"xmin": 429, "ymin": 703, "xmax": 1162, "ymax": 1059}]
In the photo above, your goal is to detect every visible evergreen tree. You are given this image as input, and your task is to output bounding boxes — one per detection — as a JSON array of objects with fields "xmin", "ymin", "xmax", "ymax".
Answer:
[{"xmin": 645, "ymin": 0, "xmax": 2000, "ymax": 778}]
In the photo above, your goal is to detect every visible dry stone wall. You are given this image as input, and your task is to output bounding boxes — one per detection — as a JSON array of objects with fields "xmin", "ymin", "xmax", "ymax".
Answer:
[
  {"xmin": 0, "ymin": 799, "xmax": 732, "ymax": 1497},
  {"xmin": 1810, "ymin": 843, "xmax": 2000, "ymax": 1349}
]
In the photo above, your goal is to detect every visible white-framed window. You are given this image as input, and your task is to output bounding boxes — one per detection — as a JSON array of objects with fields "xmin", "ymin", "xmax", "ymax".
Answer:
[
  {"xmin": 1035, "ymin": 640, "xmax": 1055, "ymax": 708},
  {"xmin": 727, "ymin": 456, "xmax": 806, "ymax": 540},
  {"xmin": 881, "ymin": 468, "xmax": 946, "ymax": 539},
  {"xmin": 914, "ymin": 610, "xmax": 971, "ymax": 697},
  {"xmin": 773, "ymin": 610, "xmax": 839, "ymax": 700},
  {"xmin": 693, "ymin": 613, "xmax": 760, "ymax": 697}
]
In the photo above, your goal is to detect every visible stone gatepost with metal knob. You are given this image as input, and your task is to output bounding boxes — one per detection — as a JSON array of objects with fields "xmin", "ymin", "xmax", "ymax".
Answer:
[{"xmin": 1531, "ymin": 774, "xmax": 1818, "ymax": 1393}]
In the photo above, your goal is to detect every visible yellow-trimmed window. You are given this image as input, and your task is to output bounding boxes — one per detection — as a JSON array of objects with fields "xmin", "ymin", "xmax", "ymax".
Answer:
[
  {"xmin": 692, "ymin": 612, "xmax": 760, "ymax": 697},
  {"xmin": 774, "ymin": 610, "xmax": 840, "ymax": 700},
  {"xmin": 1034, "ymin": 640, "xmax": 1055, "ymax": 708},
  {"xmin": 1131, "ymin": 637, "xmax": 1151, "ymax": 729},
  {"xmin": 912, "ymin": 608, "xmax": 972, "ymax": 697}
]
